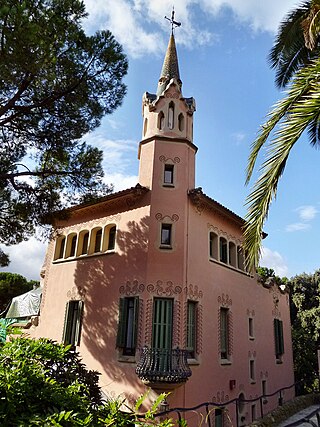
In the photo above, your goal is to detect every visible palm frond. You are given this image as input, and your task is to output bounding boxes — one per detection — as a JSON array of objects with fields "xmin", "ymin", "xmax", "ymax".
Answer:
[
  {"xmin": 268, "ymin": 1, "xmax": 315, "ymax": 88},
  {"xmin": 302, "ymin": 3, "xmax": 320, "ymax": 49},
  {"xmin": 244, "ymin": 58, "xmax": 320, "ymax": 271}
]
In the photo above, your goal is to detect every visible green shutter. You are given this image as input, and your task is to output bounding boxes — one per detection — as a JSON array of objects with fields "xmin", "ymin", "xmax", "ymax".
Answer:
[
  {"xmin": 187, "ymin": 301, "xmax": 197, "ymax": 356},
  {"xmin": 62, "ymin": 301, "xmax": 72, "ymax": 344},
  {"xmin": 132, "ymin": 297, "xmax": 139, "ymax": 349},
  {"xmin": 62, "ymin": 301, "xmax": 83, "ymax": 346},
  {"xmin": 116, "ymin": 298, "xmax": 127, "ymax": 348},
  {"xmin": 75, "ymin": 300, "xmax": 84, "ymax": 346},
  {"xmin": 152, "ymin": 299, "xmax": 173, "ymax": 349}
]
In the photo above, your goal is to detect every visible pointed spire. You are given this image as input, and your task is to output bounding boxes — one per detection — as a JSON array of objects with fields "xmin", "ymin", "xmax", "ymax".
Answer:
[{"xmin": 157, "ymin": 31, "xmax": 182, "ymax": 96}]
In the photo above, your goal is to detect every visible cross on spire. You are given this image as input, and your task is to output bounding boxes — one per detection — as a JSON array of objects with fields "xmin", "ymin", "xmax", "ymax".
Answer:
[{"xmin": 165, "ymin": 7, "xmax": 181, "ymax": 33}]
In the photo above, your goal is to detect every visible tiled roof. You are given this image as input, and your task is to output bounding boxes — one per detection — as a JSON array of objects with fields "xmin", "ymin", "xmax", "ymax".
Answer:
[
  {"xmin": 188, "ymin": 188, "xmax": 268, "ymax": 238},
  {"xmin": 61, "ymin": 184, "xmax": 149, "ymax": 214}
]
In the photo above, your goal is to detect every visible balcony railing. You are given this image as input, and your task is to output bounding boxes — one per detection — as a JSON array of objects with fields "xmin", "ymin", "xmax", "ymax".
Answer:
[{"xmin": 136, "ymin": 347, "xmax": 192, "ymax": 385}]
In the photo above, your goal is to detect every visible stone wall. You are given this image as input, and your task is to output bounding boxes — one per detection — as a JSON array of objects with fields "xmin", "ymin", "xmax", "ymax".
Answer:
[{"xmin": 248, "ymin": 394, "xmax": 320, "ymax": 427}]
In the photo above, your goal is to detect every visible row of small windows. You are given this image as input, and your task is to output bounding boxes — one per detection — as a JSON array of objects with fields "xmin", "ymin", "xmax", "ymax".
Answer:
[
  {"xmin": 54, "ymin": 225, "xmax": 116, "ymax": 261},
  {"xmin": 158, "ymin": 103, "xmax": 185, "ymax": 131},
  {"xmin": 116, "ymin": 298, "xmax": 284, "ymax": 364},
  {"xmin": 209, "ymin": 232, "xmax": 246, "ymax": 271},
  {"xmin": 143, "ymin": 104, "xmax": 185, "ymax": 136}
]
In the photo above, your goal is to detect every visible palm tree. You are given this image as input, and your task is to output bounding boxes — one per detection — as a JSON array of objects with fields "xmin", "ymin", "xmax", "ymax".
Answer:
[{"xmin": 244, "ymin": 1, "xmax": 320, "ymax": 272}]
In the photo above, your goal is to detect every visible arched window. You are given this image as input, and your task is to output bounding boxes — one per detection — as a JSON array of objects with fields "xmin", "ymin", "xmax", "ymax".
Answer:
[
  {"xmin": 219, "ymin": 237, "xmax": 228, "ymax": 264},
  {"xmin": 94, "ymin": 229, "xmax": 102, "ymax": 253},
  {"xmin": 178, "ymin": 113, "xmax": 184, "ymax": 131},
  {"xmin": 65, "ymin": 233, "xmax": 77, "ymax": 258},
  {"xmin": 89, "ymin": 227, "xmax": 103, "ymax": 254},
  {"xmin": 158, "ymin": 111, "xmax": 165, "ymax": 130},
  {"xmin": 209, "ymin": 232, "xmax": 218, "ymax": 259},
  {"xmin": 77, "ymin": 230, "xmax": 89, "ymax": 256},
  {"xmin": 54, "ymin": 236, "xmax": 66, "ymax": 260},
  {"xmin": 237, "ymin": 246, "xmax": 245, "ymax": 271},
  {"xmin": 143, "ymin": 118, "xmax": 148, "ymax": 136},
  {"xmin": 107, "ymin": 226, "xmax": 116, "ymax": 250},
  {"xmin": 168, "ymin": 102, "xmax": 174, "ymax": 129},
  {"xmin": 229, "ymin": 242, "xmax": 236, "ymax": 267}
]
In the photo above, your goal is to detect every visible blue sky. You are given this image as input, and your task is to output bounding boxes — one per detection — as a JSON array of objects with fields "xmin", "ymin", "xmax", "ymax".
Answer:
[{"xmin": 2, "ymin": 0, "xmax": 320, "ymax": 280}]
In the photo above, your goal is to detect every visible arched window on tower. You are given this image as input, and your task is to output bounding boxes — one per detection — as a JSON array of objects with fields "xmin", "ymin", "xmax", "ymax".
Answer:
[
  {"xmin": 143, "ymin": 118, "xmax": 148, "ymax": 136},
  {"xmin": 158, "ymin": 111, "xmax": 165, "ymax": 130},
  {"xmin": 178, "ymin": 113, "xmax": 184, "ymax": 132},
  {"xmin": 168, "ymin": 102, "xmax": 174, "ymax": 129}
]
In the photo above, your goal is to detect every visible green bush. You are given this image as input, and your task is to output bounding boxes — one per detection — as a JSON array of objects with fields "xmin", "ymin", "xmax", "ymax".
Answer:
[{"xmin": 0, "ymin": 337, "xmax": 179, "ymax": 426}]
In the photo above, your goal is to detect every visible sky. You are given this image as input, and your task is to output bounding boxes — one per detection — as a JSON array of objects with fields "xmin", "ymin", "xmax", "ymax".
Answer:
[{"xmin": 2, "ymin": 0, "xmax": 320, "ymax": 281}]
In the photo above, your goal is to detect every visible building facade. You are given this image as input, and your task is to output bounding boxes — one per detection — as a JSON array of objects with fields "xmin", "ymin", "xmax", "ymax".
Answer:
[{"xmin": 31, "ymin": 32, "xmax": 294, "ymax": 426}]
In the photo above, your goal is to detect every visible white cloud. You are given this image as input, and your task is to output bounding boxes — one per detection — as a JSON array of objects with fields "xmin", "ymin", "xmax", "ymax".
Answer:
[
  {"xmin": 104, "ymin": 172, "xmax": 138, "ymax": 192},
  {"xmin": 0, "ymin": 238, "xmax": 46, "ymax": 281},
  {"xmin": 83, "ymin": 0, "xmax": 297, "ymax": 57},
  {"xmin": 285, "ymin": 222, "xmax": 311, "ymax": 232},
  {"xmin": 260, "ymin": 247, "xmax": 289, "ymax": 278},
  {"xmin": 296, "ymin": 205, "xmax": 318, "ymax": 221},
  {"xmin": 232, "ymin": 131, "xmax": 246, "ymax": 145},
  {"xmin": 201, "ymin": 0, "xmax": 298, "ymax": 33}
]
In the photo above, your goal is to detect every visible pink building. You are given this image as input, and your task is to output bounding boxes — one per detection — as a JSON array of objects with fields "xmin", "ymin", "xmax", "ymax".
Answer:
[{"xmin": 31, "ymin": 32, "xmax": 294, "ymax": 426}]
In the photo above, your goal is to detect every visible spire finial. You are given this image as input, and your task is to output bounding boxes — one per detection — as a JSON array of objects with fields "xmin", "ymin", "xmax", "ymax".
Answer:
[{"xmin": 165, "ymin": 7, "xmax": 181, "ymax": 34}]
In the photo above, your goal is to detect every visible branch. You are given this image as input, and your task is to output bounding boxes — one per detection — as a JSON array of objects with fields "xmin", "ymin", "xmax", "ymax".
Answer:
[{"xmin": 0, "ymin": 170, "xmax": 76, "ymax": 181}]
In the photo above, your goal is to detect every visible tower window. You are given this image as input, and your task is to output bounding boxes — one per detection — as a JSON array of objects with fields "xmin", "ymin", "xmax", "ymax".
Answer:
[
  {"xmin": 160, "ymin": 224, "xmax": 172, "ymax": 247},
  {"xmin": 143, "ymin": 118, "xmax": 148, "ymax": 136},
  {"xmin": 168, "ymin": 102, "xmax": 174, "ymax": 129},
  {"xmin": 178, "ymin": 113, "xmax": 184, "ymax": 131},
  {"xmin": 164, "ymin": 164, "xmax": 174, "ymax": 185},
  {"xmin": 158, "ymin": 111, "xmax": 165, "ymax": 130}
]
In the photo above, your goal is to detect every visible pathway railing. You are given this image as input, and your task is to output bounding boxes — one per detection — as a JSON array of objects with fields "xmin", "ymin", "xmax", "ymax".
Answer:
[{"xmin": 137, "ymin": 380, "xmax": 315, "ymax": 427}]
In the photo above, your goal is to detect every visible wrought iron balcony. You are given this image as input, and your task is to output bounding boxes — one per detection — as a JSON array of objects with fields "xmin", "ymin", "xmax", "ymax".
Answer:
[{"xmin": 136, "ymin": 347, "xmax": 192, "ymax": 387}]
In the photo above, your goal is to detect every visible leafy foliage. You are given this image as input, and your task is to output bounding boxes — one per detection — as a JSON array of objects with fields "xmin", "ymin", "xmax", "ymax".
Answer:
[
  {"xmin": 0, "ymin": 0, "xmax": 128, "ymax": 265},
  {"xmin": 287, "ymin": 270, "xmax": 320, "ymax": 393},
  {"xmin": 0, "ymin": 337, "xmax": 103, "ymax": 425},
  {"xmin": 0, "ymin": 337, "xmax": 180, "ymax": 426},
  {"xmin": 0, "ymin": 272, "xmax": 36, "ymax": 314}
]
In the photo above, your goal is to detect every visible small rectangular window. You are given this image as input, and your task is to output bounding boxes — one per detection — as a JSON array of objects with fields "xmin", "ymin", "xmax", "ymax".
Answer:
[
  {"xmin": 251, "ymin": 404, "xmax": 256, "ymax": 422},
  {"xmin": 274, "ymin": 319, "xmax": 284, "ymax": 359},
  {"xmin": 160, "ymin": 224, "xmax": 172, "ymax": 246},
  {"xmin": 62, "ymin": 300, "xmax": 83, "ymax": 347},
  {"xmin": 249, "ymin": 359, "xmax": 255, "ymax": 382},
  {"xmin": 248, "ymin": 317, "xmax": 254, "ymax": 339},
  {"xmin": 262, "ymin": 379, "xmax": 267, "ymax": 397},
  {"xmin": 220, "ymin": 308, "xmax": 229, "ymax": 360},
  {"xmin": 164, "ymin": 164, "xmax": 174, "ymax": 185},
  {"xmin": 187, "ymin": 301, "xmax": 197, "ymax": 359},
  {"xmin": 117, "ymin": 297, "xmax": 139, "ymax": 356},
  {"xmin": 215, "ymin": 408, "xmax": 224, "ymax": 427}
]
